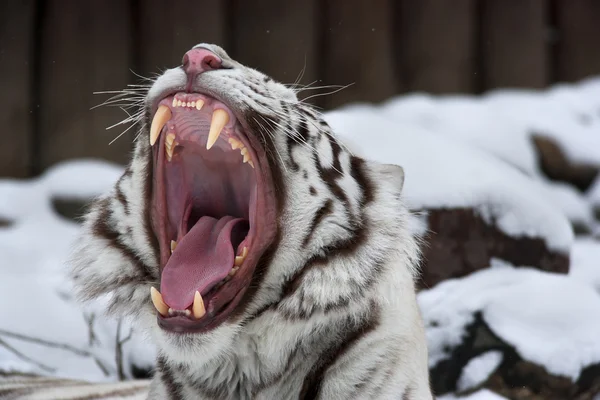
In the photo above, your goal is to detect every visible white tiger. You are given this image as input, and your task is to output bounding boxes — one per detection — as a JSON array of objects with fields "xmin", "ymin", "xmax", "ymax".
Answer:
[{"xmin": 6, "ymin": 43, "xmax": 433, "ymax": 400}]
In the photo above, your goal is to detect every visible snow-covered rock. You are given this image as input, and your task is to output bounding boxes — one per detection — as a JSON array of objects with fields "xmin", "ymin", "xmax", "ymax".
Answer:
[{"xmin": 324, "ymin": 106, "xmax": 573, "ymax": 286}]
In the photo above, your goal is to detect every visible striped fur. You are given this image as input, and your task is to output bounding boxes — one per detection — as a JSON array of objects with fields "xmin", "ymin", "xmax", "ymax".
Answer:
[{"xmin": 65, "ymin": 44, "xmax": 433, "ymax": 399}]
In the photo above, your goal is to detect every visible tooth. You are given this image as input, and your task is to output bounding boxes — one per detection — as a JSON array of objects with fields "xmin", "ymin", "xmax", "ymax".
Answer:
[
  {"xmin": 240, "ymin": 147, "xmax": 248, "ymax": 156},
  {"xmin": 191, "ymin": 101, "xmax": 196, "ymax": 108},
  {"xmin": 228, "ymin": 138, "xmax": 242, "ymax": 150},
  {"xmin": 243, "ymin": 153, "xmax": 251, "ymax": 163},
  {"xmin": 234, "ymin": 246, "xmax": 248, "ymax": 266},
  {"xmin": 150, "ymin": 105, "xmax": 172, "ymax": 146},
  {"xmin": 184, "ymin": 310, "xmax": 191, "ymax": 317},
  {"xmin": 207, "ymin": 109, "xmax": 229, "ymax": 150},
  {"xmin": 193, "ymin": 291, "xmax": 206, "ymax": 319},
  {"xmin": 196, "ymin": 100, "xmax": 204, "ymax": 110},
  {"xmin": 187, "ymin": 102, "xmax": 191, "ymax": 108},
  {"xmin": 172, "ymin": 98, "xmax": 177, "ymax": 107},
  {"xmin": 170, "ymin": 240, "xmax": 177, "ymax": 253},
  {"xmin": 228, "ymin": 266, "xmax": 239, "ymax": 277},
  {"xmin": 166, "ymin": 133, "xmax": 176, "ymax": 147},
  {"xmin": 150, "ymin": 287, "xmax": 169, "ymax": 316},
  {"xmin": 248, "ymin": 160, "xmax": 255, "ymax": 168},
  {"xmin": 177, "ymin": 100, "xmax": 182, "ymax": 107},
  {"xmin": 166, "ymin": 143, "xmax": 175, "ymax": 161}
]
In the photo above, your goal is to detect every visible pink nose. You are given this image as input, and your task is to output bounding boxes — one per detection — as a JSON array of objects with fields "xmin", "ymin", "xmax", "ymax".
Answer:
[{"xmin": 182, "ymin": 48, "xmax": 222, "ymax": 81}]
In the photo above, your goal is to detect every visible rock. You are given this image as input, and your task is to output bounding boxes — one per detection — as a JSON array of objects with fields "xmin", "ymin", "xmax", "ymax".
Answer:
[
  {"xmin": 430, "ymin": 314, "xmax": 600, "ymax": 400},
  {"xmin": 532, "ymin": 135, "xmax": 598, "ymax": 192},
  {"xmin": 418, "ymin": 208, "xmax": 569, "ymax": 289}
]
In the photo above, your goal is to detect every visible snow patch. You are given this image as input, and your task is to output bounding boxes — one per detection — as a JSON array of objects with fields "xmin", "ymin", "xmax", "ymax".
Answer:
[
  {"xmin": 324, "ymin": 107, "xmax": 574, "ymax": 253},
  {"xmin": 457, "ymin": 351, "xmax": 503, "ymax": 392},
  {"xmin": 419, "ymin": 266, "xmax": 600, "ymax": 381}
]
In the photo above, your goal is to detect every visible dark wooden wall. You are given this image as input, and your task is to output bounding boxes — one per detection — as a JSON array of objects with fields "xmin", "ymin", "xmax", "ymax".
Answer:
[{"xmin": 1, "ymin": 0, "xmax": 600, "ymax": 178}]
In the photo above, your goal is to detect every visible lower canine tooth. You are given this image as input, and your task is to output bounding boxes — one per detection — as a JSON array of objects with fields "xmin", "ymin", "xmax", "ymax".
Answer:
[
  {"xmin": 193, "ymin": 291, "xmax": 206, "ymax": 319},
  {"xmin": 150, "ymin": 287, "xmax": 169, "ymax": 316}
]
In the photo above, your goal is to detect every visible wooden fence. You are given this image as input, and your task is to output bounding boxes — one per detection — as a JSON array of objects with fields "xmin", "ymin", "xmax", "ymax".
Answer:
[{"xmin": 1, "ymin": 0, "xmax": 600, "ymax": 178}]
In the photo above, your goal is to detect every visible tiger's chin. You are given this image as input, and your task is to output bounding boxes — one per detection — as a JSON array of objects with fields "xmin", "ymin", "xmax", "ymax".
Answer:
[{"xmin": 147, "ymin": 91, "xmax": 277, "ymax": 334}]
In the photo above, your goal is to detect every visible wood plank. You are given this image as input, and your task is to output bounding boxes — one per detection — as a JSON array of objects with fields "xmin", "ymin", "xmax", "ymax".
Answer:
[
  {"xmin": 480, "ymin": 0, "xmax": 548, "ymax": 90},
  {"xmin": 230, "ymin": 0, "xmax": 320, "ymax": 101},
  {"xmin": 0, "ymin": 1, "xmax": 35, "ymax": 177},
  {"xmin": 395, "ymin": 0, "xmax": 477, "ymax": 94},
  {"xmin": 554, "ymin": 0, "xmax": 600, "ymax": 82},
  {"xmin": 322, "ymin": 0, "xmax": 398, "ymax": 109},
  {"xmin": 137, "ymin": 0, "xmax": 226, "ymax": 78},
  {"xmin": 39, "ymin": 0, "xmax": 134, "ymax": 171}
]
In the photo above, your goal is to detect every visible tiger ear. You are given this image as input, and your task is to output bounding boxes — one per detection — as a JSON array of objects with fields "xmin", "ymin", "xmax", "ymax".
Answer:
[{"xmin": 373, "ymin": 162, "xmax": 405, "ymax": 193}]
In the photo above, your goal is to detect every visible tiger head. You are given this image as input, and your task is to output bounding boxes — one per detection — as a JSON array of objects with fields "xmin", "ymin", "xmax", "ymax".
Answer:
[{"xmin": 70, "ymin": 44, "xmax": 418, "ymax": 365}]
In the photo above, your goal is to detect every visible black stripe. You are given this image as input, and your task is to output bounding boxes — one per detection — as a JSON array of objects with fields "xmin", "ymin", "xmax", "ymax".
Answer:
[
  {"xmin": 349, "ymin": 156, "xmax": 374, "ymax": 206},
  {"xmin": 301, "ymin": 199, "xmax": 334, "ymax": 248},
  {"xmin": 92, "ymin": 199, "xmax": 156, "ymax": 284},
  {"xmin": 115, "ymin": 178, "xmax": 129, "ymax": 215},
  {"xmin": 300, "ymin": 306, "xmax": 380, "ymax": 399},
  {"xmin": 142, "ymin": 147, "xmax": 160, "ymax": 266},
  {"xmin": 157, "ymin": 356, "xmax": 185, "ymax": 400}
]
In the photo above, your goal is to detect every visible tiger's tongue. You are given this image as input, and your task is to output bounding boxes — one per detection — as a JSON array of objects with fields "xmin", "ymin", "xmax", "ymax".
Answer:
[{"xmin": 160, "ymin": 216, "xmax": 244, "ymax": 310}]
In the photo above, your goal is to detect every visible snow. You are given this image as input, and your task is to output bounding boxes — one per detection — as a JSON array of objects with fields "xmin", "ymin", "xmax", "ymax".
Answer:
[
  {"xmin": 419, "ymin": 265, "xmax": 600, "ymax": 381},
  {"xmin": 324, "ymin": 106, "xmax": 574, "ymax": 253},
  {"xmin": 587, "ymin": 175, "xmax": 600, "ymax": 210},
  {"xmin": 540, "ymin": 181, "xmax": 596, "ymax": 230},
  {"xmin": 439, "ymin": 389, "xmax": 508, "ymax": 400},
  {"xmin": 569, "ymin": 237, "xmax": 600, "ymax": 293},
  {"xmin": 380, "ymin": 94, "xmax": 540, "ymax": 177},
  {"xmin": 456, "ymin": 351, "xmax": 503, "ymax": 392},
  {"xmin": 484, "ymin": 85, "xmax": 600, "ymax": 167},
  {"xmin": 0, "ymin": 160, "xmax": 155, "ymax": 381}
]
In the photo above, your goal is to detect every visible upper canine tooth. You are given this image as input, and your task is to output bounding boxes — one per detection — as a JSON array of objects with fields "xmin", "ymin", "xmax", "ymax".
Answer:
[
  {"xmin": 150, "ymin": 287, "xmax": 169, "ymax": 316},
  {"xmin": 196, "ymin": 100, "xmax": 205, "ymax": 110},
  {"xmin": 150, "ymin": 105, "xmax": 172, "ymax": 146},
  {"xmin": 207, "ymin": 109, "xmax": 229, "ymax": 150},
  {"xmin": 193, "ymin": 291, "xmax": 206, "ymax": 319}
]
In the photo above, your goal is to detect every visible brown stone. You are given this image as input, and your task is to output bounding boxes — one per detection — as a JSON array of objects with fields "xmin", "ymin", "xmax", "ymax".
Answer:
[
  {"xmin": 430, "ymin": 314, "xmax": 600, "ymax": 399},
  {"xmin": 532, "ymin": 135, "xmax": 598, "ymax": 192},
  {"xmin": 418, "ymin": 208, "xmax": 569, "ymax": 289}
]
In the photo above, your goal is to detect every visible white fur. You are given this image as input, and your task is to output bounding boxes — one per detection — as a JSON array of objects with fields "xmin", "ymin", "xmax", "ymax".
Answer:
[{"xmin": 66, "ymin": 44, "xmax": 432, "ymax": 399}]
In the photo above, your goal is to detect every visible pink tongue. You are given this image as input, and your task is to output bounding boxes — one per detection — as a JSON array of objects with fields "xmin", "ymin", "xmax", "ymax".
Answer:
[{"xmin": 161, "ymin": 216, "xmax": 244, "ymax": 310}]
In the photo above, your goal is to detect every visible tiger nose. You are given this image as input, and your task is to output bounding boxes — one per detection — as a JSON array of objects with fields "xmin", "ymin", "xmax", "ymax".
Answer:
[{"xmin": 182, "ymin": 48, "xmax": 222, "ymax": 81}]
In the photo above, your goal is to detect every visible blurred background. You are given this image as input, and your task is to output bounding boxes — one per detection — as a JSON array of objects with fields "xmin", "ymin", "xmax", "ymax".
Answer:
[
  {"xmin": 1, "ymin": 1, "xmax": 600, "ymax": 400},
  {"xmin": 2, "ymin": 0, "xmax": 600, "ymax": 178}
]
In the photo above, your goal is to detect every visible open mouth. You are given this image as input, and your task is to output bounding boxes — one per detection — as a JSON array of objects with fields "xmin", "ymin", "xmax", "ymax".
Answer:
[{"xmin": 148, "ymin": 92, "xmax": 276, "ymax": 333}]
